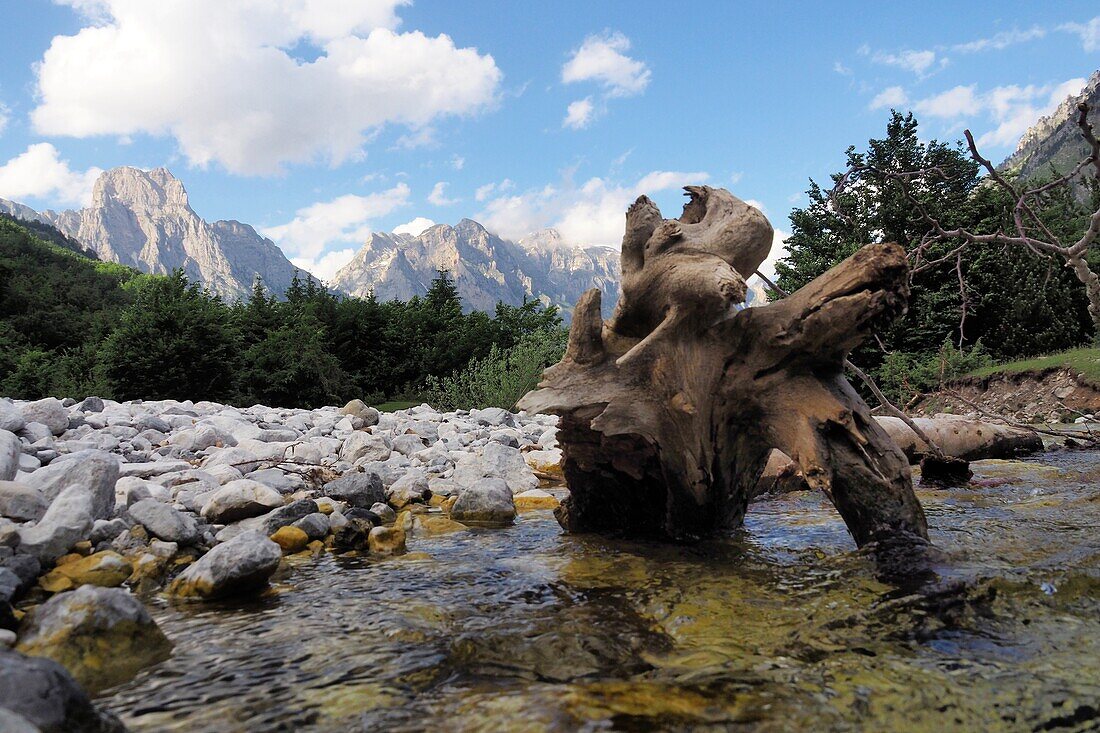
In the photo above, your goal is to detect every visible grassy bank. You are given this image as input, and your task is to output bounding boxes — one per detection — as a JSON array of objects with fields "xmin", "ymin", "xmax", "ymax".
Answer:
[{"xmin": 966, "ymin": 347, "xmax": 1100, "ymax": 387}]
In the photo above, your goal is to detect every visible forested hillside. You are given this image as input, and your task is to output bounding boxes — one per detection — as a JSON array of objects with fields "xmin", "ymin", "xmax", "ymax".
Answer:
[{"xmin": 0, "ymin": 216, "xmax": 564, "ymax": 408}]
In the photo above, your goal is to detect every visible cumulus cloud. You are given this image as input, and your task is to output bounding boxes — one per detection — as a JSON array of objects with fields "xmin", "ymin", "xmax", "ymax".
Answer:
[
  {"xmin": 560, "ymin": 31, "xmax": 648, "ymax": 129},
  {"xmin": 427, "ymin": 181, "xmax": 458, "ymax": 206},
  {"xmin": 33, "ymin": 1, "xmax": 502, "ymax": 174},
  {"xmin": 393, "ymin": 216, "xmax": 435, "ymax": 236},
  {"xmin": 562, "ymin": 31, "xmax": 650, "ymax": 97},
  {"xmin": 474, "ymin": 178, "xmax": 513, "ymax": 202},
  {"xmin": 478, "ymin": 169, "xmax": 709, "ymax": 246},
  {"xmin": 869, "ymin": 86, "xmax": 909, "ymax": 110},
  {"xmin": 0, "ymin": 142, "xmax": 102, "ymax": 207},
  {"xmin": 913, "ymin": 85, "xmax": 978, "ymax": 117},
  {"xmin": 912, "ymin": 78, "xmax": 1087, "ymax": 148},
  {"xmin": 757, "ymin": 228, "xmax": 792, "ymax": 281},
  {"xmin": 291, "ymin": 247, "xmax": 357, "ymax": 282},
  {"xmin": 1061, "ymin": 16, "xmax": 1100, "ymax": 52},
  {"xmin": 563, "ymin": 97, "xmax": 596, "ymax": 129},
  {"xmin": 262, "ymin": 183, "xmax": 410, "ymax": 260}
]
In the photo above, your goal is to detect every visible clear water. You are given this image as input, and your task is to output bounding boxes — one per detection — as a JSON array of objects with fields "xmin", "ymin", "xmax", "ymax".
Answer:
[{"xmin": 101, "ymin": 452, "xmax": 1100, "ymax": 731}]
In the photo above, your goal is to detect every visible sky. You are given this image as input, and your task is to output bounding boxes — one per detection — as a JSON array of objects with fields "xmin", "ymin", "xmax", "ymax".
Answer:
[{"xmin": 0, "ymin": 1, "xmax": 1097, "ymax": 280}]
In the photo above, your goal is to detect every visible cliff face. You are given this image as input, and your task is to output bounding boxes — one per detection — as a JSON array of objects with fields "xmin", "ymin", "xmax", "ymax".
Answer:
[
  {"xmin": 2, "ymin": 167, "xmax": 303, "ymax": 300},
  {"xmin": 331, "ymin": 219, "xmax": 622, "ymax": 318},
  {"xmin": 1000, "ymin": 70, "xmax": 1100, "ymax": 198}
]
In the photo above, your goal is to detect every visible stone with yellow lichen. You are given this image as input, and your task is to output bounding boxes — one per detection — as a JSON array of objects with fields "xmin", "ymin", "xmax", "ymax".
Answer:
[
  {"xmin": 367, "ymin": 526, "xmax": 406, "ymax": 556},
  {"xmin": 270, "ymin": 525, "xmax": 310, "ymax": 553},
  {"xmin": 38, "ymin": 551, "xmax": 132, "ymax": 592},
  {"xmin": 16, "ymin": 585, "xmax": 171, "ymax": 694},
  {"xmin": 168, "ymin": 530, "xmax": 281, "ymax": 601},
  {"xmin": 514, "ymin": 489, "xmax": 560, "ymax": 511},
  {"xmin": 414, "ymin": 516, "xmax": 468, "ymax": 536}
]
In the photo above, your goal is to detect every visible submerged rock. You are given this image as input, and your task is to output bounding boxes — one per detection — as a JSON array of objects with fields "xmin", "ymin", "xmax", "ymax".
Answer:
[
  {"xmin": 0, "ymin": 648, "xmax": 127, "ymax": 732},
  {"xmin": 168, "ymin": 530, "xmax": 281, "ymax": 600},
  {"xmin": 16, "ymin": 585, "xmax": 171, "ymax": 694}
]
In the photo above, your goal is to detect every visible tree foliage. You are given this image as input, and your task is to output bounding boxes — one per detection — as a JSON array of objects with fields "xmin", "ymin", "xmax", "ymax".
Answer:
[
  {"xmin": 777, "ymin": 111, "xmax": 1094, "ymax": 399},
  {"xmin": 0, "ymin": 217, "xmax": 565, "ymax": 408}
]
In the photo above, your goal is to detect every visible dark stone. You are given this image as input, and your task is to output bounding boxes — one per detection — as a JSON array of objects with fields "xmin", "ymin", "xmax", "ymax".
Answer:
[
  {"xmin": 918, "ymin": 456, "xmax": 974, "ymax": 488},
  {"xmin": 322, "ymin": 472, "xmax": 385, "ymax": 508},
  {"xmin": 332, "ymin": 516, "xmax": 378, "ymax": 551},
  {"xmin": 344, "ymin": 508, "xmax": 382, "ymax": 525},
  {"xmin": 259, "ymin": 499, "xmax": 319, "ymax": 535},
  {"xmin": 0, "ymin": 649, "xmax": 127, "ymax": 733}
]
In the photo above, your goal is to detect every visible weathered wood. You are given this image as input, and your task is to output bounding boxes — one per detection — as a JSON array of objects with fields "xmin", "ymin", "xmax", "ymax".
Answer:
[{"xmin": 518, "ymin": 186, "xmax": 928, "ymax": 547}]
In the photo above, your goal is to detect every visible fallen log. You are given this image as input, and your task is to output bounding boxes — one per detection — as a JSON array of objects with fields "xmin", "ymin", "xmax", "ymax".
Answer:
[
  {"xmin": 875, "ymin": 416, "xmax": 1043, "ymax": 462},
  {"xmin": 518, "ymin": 187, "xmax": 928, "ymax": 548}
]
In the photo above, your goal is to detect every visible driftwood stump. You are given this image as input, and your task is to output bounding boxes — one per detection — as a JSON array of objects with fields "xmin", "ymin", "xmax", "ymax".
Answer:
[{"xmin": 518, "ymin": 186, "xmax": 928, "ymax": 547}]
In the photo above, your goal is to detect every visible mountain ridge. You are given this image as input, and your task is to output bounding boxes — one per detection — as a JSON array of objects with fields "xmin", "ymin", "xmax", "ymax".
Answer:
[{"xmin": 0, "ymin": 167, "xmax": 304, "ymax": 301}]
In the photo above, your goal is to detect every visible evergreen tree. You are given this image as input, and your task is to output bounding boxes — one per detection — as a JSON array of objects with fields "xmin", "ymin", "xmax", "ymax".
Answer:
[{"xmin": 98, "ymin": 271, "xmax": 238, "ymax": 401}]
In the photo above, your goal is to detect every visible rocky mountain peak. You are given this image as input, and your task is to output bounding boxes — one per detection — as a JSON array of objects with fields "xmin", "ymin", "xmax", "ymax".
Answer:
[
  {"xmin": 1000, "ymin": 69, "xmax": 1100, "ymax": 196},
  {"xmin": 91, "ymin": 166, "xmax": 190, "ymax": 213},
  {"xmin": 331, "ymin": 219, "xmax": 622, "ymax": 318}
]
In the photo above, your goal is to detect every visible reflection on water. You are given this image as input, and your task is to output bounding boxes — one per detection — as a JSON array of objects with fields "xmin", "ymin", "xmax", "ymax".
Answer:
[{"xmin": 102, "ymin": 452, "xmax": 1100, "ymax": 731}]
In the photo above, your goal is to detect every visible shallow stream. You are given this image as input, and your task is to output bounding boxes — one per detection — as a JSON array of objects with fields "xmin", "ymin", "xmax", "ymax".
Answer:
[{"xmin": 101, "ymin": 452, "xmax": 1100, "ymax": 731}]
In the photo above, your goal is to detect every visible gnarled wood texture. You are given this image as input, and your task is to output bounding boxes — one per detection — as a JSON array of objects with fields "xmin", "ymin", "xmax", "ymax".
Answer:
[{"xmin": 518, "ymin": 186, "xmax": 928, "ymax": 547}]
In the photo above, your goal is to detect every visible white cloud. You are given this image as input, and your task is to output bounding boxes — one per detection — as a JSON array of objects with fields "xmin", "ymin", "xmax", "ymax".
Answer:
[
  {"xmin": 33, "ymin": 1, "xmax": 502, "ymax": 175},
  {"xmin": 474, "ymin": 178, "xmax": 513, "ymax": 202},
  {"xmin": 911, "ymin": 78, "xmax": 1087, "ymax": 149},
  {"xmin": 954, "ymin": 27, "xmax": 1046, "ymax": 53},
  {"xmin": 291, "ymin": 247, "xmax": 357, "ymax": 282},
  {"xmin": 393, "ymin": 216, "xmax": 435, "ymax": 236},
  {"xmin": 833, "ymin": 61, "xmax": 852, "ymax": 76},
  {"xmin": 0, "ymin": 142, "xmax": 102, "ymax": 207},
  {"xmin": 450, "ymin": 154, "xmax": 465, "ymax": 170},
  {"xmin": 262, "ymin": 183, "xmax": 410, "ymax": 260},
  {"xmin": 563, "ymin": 97, "xmax": 596, "ymax": 129},
  {"xmin": 870, "ymin": 48, "xmax": 939, "ymax": 76},
  {"xmin": 478, "ymin": 169, "xmax": 709, "ymax": 246},
  {"xmin": 427, "ymin": 181, "xmax": 458, "ymax": 206},
  {"xmin": 869, "ymin": 86, "xmax": 909, "ymax": 110},
  {"xmin": 729, "ymin": 171, "xmax": 744, "ymax": 185},
  {"xmin": 1060, "ymin": 17, "xmax": 1100, "ymax": 52},
  {"xmin": 757, "ymin": 228, "xmax": 791, "ymax": 281},
  {"xmin": 914, "ymin": 85, "xmax": 977, "ymax": 118},
  {"xmin": 0, "ymin": 103, "xmax": 9, "ymax": 137},
  {"xmin": 562, "ymin": 31, "xmax": 650, "ymax": 97}
]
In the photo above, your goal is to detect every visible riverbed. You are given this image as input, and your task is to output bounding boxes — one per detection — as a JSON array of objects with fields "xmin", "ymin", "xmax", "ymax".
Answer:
[{"xmin": 101, "ymin": 451, "xmax": 1100, "ymax": 731}]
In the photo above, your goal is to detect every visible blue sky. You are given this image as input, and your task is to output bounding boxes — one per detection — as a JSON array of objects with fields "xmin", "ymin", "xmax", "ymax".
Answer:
[{"xmin": 0, "ymin": 1, "xmax": 1097, "ymax": 279}]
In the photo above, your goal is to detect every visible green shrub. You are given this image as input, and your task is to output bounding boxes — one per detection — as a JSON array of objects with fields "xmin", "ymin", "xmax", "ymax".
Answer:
[
  {"xmin": 424, "ymin": 328, "xmax": 567, "ymax": 410},
  {"xmin": 876, "ymin": 340, "xmax": 994, "ymax": 404}
]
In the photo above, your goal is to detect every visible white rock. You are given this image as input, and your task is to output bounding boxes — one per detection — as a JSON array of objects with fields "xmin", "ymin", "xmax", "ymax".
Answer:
[
  {"xmin": 450, "ymin": 477, "xmax": 515, "ymax": 525},
  {"xmin": 128, "ymin": 499, "xmax": 200, "ymax": 544},
  {"xmin": 16, "ymin": 450, "xmax": 118, "ymax": 518},
  {"xmin": 200, "ymin": 479, "xmax": 283, "ymax": 523},
  {"xmin": 0, "ymin": 402, "xmax": 25, "ymax": 433},
  {"xmin": 19, "ymin": 398, "xmax": 70, "ymax": 436},
  {"xmin": 0, "ymin": 430, "xmax": 20, "ymax": 482},
  {"xmin": 340, "ymin": 432, "xmax": 392, "ymax": 463},
  {"xmin": 452, "ymin": 442, "xmax": 538, "ymax": 495}
]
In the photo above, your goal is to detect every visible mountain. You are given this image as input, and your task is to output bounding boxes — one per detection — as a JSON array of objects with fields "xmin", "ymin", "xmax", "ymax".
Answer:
[
  {"xmin": 331, "ymin": 219, "xmax": 621, "ymax": 317},
  {"xmin": 0, "ymin": 167, "xmax": 303, "ymax": 300},
  {"xmin": 0, "ymin": 212, "xmax": 96, "ymax": 259},
  {"xmin": 1000, "ymin": 70, "xmax": 1100, "ymax": 198}
]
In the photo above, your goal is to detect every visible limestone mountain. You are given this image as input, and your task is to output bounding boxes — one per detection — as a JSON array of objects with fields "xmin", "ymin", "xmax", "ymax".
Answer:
[
  {"xmin": 0, "ymin": 167, "xmax": 303, "ymax": 300},
  {"xmin": 1000, "ymin": 69, "xmax": 1100, "ymax": 199},
  {"xmin": 330, "ymin": 219, "xmax": 621, "ymax": 317}
]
